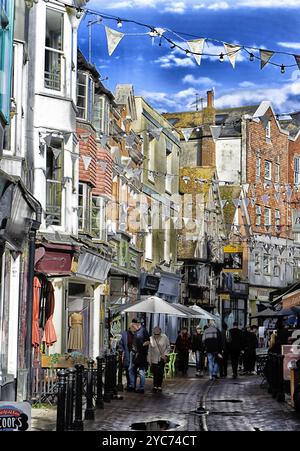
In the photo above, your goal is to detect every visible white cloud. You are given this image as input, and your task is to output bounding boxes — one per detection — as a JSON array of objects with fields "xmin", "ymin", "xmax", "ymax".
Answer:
[
  {"xmin": 183, "ymin": 74, "xmax": 218, "ymax": 87},
  {"xmin": 164, "ymin": 2, "xmax": 186, "ymax": 13},
  {"xmin": 278, "ymin": 42, "xmax": 300, "ymax": 50},
  {"xmin": 239, "ymin": 81, "xmax": 256, "ymax": 88},
  {"xmin": 154, "ymin": 54, "xmax": 196, "ymax": 68},
  {"xmin": 89, "ymin": 0, "xmax": 300, "ymax": 10}
]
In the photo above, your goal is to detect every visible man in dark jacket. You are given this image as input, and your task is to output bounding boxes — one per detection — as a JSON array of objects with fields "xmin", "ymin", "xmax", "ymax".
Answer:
[
  {"xmin": 129, "ymin": 319, "xmax": 150, "ymax": 393},
  {"xmin": 202, "ymin": 321, "xmax": 223, "ymax": 380},
  {"xmin": 228, "ymin": 322, "xmax": 244, "ymax": 378},
  {"xmin": 191, "ymin": 326, "xmax": 204, "ymax": 377},
  {"xmin": 175, "ymin": 327, "xmax": 192, "ymax": 376},
  {"xmin": 118, "ymin": 323, "xmax": 135, "ymax": 390},
  {"xmin": 243, "ymin": 325, "xmax": 258, "ymax": 374}
]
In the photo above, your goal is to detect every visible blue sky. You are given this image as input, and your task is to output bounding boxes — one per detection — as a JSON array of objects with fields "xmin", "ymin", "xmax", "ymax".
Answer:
[{"xmin": 78, "ymin": 0, "xmax": 300, "ymax": 113}]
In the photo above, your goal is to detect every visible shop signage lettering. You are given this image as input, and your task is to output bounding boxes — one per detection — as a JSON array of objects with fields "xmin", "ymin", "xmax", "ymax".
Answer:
[{"xmin": 0, "ymin": 402, "xmax": 31, "ymax": 431}]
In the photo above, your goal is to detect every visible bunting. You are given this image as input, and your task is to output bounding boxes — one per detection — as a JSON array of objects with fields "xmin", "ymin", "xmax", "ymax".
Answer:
[
  {"xmin": 105, "ymin": 26, "xmax": 125, "ymax": 56},
  {"xmin": 51, "ymin": 147, "xmax": 62, "ymax": 160},
  {"xmin": 223, "ymin": 43, "xmax": 242, "ymax": 68},
  {"xmin": 260, "ymin": 49, "xmax": 275, "ymax": 69},
  {"xmin": 187, "ymin": 38, "xmax": 206, "ymax": 66},
  {"xmin": 82, "ymin": 155, "xmax": 92, "ymax": 170},
  {"xmin": 210, "ymin": 125, "xmax": 222, "ymax": 140},
  {"xmin": 182, "ymin": 128, "xmax": 194, "ymax": 142}
]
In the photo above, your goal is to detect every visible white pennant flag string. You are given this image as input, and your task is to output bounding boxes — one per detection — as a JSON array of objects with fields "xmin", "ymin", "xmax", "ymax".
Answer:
[
  {"xmin": 260, "ymin": 49, "xmax": 275, "ymax": 69},
  {"xmin": 210, "ymin": 125, "xmax": 222, "ymax": 140},
  {"xmin": 82, "ymin": 155, "xmax": 92, "ymax": 171},
  {"xmin": 182, "ymin": 128, "xmax": 194, "ymax": 142},
  {"xmin": 105, "ymin": 26, "xmax": 125, "ymax": 56},
  {"xmin": 187, "ymin": 38, "xmax": 206, "ymax": 66},
  {"xmin": 223, "ymin": 43, "xmax": 242, "ymax": 68}
]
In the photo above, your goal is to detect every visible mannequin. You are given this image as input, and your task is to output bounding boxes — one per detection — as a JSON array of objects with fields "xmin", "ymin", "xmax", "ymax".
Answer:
[{"xmin": 68, "ymin": 311, "xmax": 84, "ymax": 351}]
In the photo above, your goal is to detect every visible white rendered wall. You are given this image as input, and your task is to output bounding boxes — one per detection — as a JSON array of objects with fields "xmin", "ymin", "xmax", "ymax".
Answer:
[{"xmin": 216, "ymin": 138, "xmax": 241, "ymax": 184}]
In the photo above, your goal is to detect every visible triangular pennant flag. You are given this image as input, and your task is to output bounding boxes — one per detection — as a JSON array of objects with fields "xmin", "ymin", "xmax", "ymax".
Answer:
[
  {"xmin": 187, "ymin": 38, "xmax": 205, "ymax": 66},
  {"xmin": 243, "ymin": 183, "xmax": 250, "ymax": 193},
  {"xmin": 148, "ymin": 126, "xmax": 163, "ymax": 141},
  {"xmin": 82, "ymin": 155, "xmax": 92, "ymax": 170},
  {"xmin": 294, "ymin": 54, "xmax": 300, "ymax": 70},
  {"xmin": 101, "ymin": 135, "xmax": 109, "ymax": 147},
  {"xmin": 63, "ymin": 132, "xmax": 72, "ymax": 144},
  {"xmin": 260, "ymin": 49, "xmax": 275, "ymax": 69},
  {"xmin": 51, "ymin": 147, "xmax": 62, "ymax": 160},
  {"xmin": 233, "ymin": 199, "xmax": 241, "ymax": 208},
  {"xmin": 182, "ymin": 128, "xmax": 194, "ymax": 142},
  {"xmin": 99, "ymin": 161, "xmax": 107, "ymax": 171},
  {"xmin": 210, "ymin": 125, "xmax": 222, "ymax": 140},
  {"xmin": 223, "ymin": 43, "xmax": 241, "ymax": 68},
  {"xmin": 287, "ymin": 185, "xmax": 293, "ymax": 200},
  {"xmin": 260, "ymin": 114, "xmax": 270, "ymax": 129},
  {"xmin": 71, "ymin": 152, "xmax": 79, "ymax": 162},
  {"xmin": 105, "ymin": 26, "xmax": 125, "ymax": 56},
  {"xmin": 221, "ymin": 200, "xmax": 227, "ymax": 208},
  {"xmin": 183, "ymin": 217, "xmax": 191, "ymax": 226},
  {"xmin": 125, "ymin": 135, "xmax": 135, "ymax": 147},
  {"xmin": 261, "ymin": 194, "xmax": 269, "ymax": 204}
]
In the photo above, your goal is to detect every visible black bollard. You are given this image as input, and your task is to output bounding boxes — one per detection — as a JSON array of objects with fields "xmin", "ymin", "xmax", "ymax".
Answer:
[
  {"xmin": 277, "ymin": 354, "xmax": 285, "ymax": 402},
  {"xmin": 73, "ymin": 364, "xmax": 84, "ymax": 431},
  {"xmin": 66, "ymin": 368, "xmax": 76, "ymax": 431},
  {"xmin": 96, "ymin": 356, "xmax": 104, "ymax": 409},
  {"xmin": 56, "ymin": 369, "xmax": 68, "ymax": 432},
  {"xmin": 103, "ymin": 353, "xmax": 111, "ymax": 403},
  {"xmin": 84, "ymin": 358, "xmax": 95, "ymax": 420},
  {"xmin": 117, "ymin": 350, "xmax": 124, "ymax": 392}
]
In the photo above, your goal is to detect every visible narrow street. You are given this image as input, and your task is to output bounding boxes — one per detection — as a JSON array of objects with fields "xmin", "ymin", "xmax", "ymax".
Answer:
[{"xmin": 31, "ymin": 368, "xmax": 300, "ymax": 432}]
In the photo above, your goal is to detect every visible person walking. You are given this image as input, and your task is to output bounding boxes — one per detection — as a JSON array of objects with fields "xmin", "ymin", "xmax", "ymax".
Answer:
[
  {"xmin": 128, "ymin": 318, "xmax": 150, "ymax": 393},
  {"xmin": 175, "ymin": 327, "xmax": 192, "ymax": 376},
  {"xmin": 243, "ymin": 325, "xmax": 258, "ymax": 374},
  {"xmin": 148, "ymin": 326, "xmax": 170, "ymax": 392},
  {"xmin": 118, "ymin": 322, "xmax": 135, "ymax": 390},
  {"xmin": 228, "ymin": 321, "xmax": 244, "ymax": 379},
  {"xmin": 220, "ymin": 324, "xmax": 230, "ymax": 378},
  {"xmin": 202, "ymin": 320, "xmax": 223, "ymax": 380},
  {"xmin": 191, "ymin": 326, "xmax": 204, "ymax": 377}
]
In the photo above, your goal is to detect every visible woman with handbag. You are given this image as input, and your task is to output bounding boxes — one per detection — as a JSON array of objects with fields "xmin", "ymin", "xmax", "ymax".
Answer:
[{"xmin": 148, "ymin": 327, "xmax": 170, "ymax": 393}]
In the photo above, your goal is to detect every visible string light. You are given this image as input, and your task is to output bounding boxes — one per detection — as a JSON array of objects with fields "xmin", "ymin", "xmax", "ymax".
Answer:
[
  {"xmin": 84, "ymin": 8, "xmax": 300, "ymax": 71},
  {"xmin": 117, "ymin": 18, "xmax": 123, "ymax": 28},
  {"xmin": 281, "ymin": 64, "xmax": 286, "ymax": 74},
  {"xmin": 185, "ymin": 49, "xmax": 191, "ymax": 57}
]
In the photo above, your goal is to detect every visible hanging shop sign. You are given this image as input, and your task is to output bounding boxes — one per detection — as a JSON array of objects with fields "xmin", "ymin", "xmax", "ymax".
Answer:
[
  {"xmin": 35, "ymin": 243, "xmax": 79, "ymax": 275},
  {"xmin": 0, "ymin": 402, "xmax": 31, "ymax": 431},
  {"xmin": 76, "ymin": 251, "xmax": 111, "ymax": 282}
]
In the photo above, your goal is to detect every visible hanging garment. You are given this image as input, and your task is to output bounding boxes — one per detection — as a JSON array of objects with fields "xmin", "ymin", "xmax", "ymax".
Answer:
[
  {"xmin": 42, "ymin": 281, "xmax": 57, "ymax": 347},
  {"xmin": 32, "ymin": 276, "xmax": 41, "ymax": 347},
  {"xmin": 68, "ymin": 312, "xmax": 84, "ymax": 350}
]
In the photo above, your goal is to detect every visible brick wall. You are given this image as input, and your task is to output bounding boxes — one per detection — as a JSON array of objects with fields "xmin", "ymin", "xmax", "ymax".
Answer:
[
  {"xmin": 246, "ymin": 108, "xmax": 290, "ymax": 239},
  {"xmin": 288, "ymin": 134, "xmax": 300, "ymax": 219},
  {"xmin": 93, "ymin": 146, "xmax": 113, "ymax": 197},
  {"xmin": 77, "ymin": 124, "xmax": 97, "ymax": 188}
]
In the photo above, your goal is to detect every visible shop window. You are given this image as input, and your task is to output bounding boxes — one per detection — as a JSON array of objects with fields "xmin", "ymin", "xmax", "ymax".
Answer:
[
  {"xmin": 78, "ymin": 182, "xmax": 91, "ymax": 233},
  {"xmin": 46, "ymin": 137, "xmax": 63, "ymax": 227},
  {"xmin": 44, "ymin": 8, "xmax": 64, "ymax": 92}
]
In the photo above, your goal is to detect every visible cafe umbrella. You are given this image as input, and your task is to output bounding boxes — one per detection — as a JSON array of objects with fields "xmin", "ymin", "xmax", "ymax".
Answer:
[{"xmin": 120, "ymin": 295, "xmax": 190, "ymax": 317}]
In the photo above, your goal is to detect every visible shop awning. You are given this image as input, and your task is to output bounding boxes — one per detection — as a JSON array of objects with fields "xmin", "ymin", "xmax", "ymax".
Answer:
[
  {"xmin": 75, "ymin": 250, "xmax": 111, "ymax": 282},
  {"xmin": 35, "ymin": 242, "xmax": 79, "ymax": 276}
]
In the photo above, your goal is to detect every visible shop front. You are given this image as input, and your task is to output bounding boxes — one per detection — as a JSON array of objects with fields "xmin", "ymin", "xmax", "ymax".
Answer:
[
  {"xmin": 155, "ymin": 270, "xmax": 181, "ymax": 342},
  {"xmin": 0, "ymin": 171, "xmax": 41, "ymax": 401}
]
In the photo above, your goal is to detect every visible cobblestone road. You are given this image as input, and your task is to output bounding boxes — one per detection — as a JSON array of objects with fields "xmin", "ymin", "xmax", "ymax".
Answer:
[{"xmin": 31, "ymin": 369, "xmax": 300, "ymax": 431}]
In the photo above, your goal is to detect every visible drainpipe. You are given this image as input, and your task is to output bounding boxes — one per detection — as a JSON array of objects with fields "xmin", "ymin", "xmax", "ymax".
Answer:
[{"xmin": 24, "ymin": 202, "xmax": 42, "ymax": 401}]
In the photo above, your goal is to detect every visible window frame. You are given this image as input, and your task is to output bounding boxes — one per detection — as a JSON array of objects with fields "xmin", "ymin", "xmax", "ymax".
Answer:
[
  {"xmin": 294, "ymin": 156, "xmax": 300, "ymax": 185},
  {"xmin": 266, "ymin": 121, "xmax": 271, "ymax": 140},
  {"xmin": 91, "ymin": 195, "xmax": 107, "ymax": 240},
  {"xmin": 78, "ymin": 182, "xmax": 91, "ymax": 233},
  {"xmin": 76, "ymin": 70, "xmax": 95, "ymax": 122},
  {"xmin": 264, "ymin": 160, "xmax": 272, "ymax": 181},
  {"xmin": 255, "ymin": 155, "xmax": 261, "ymax": 179},
  {"xmin": 44, "ymin": 8, "xmax": 65, "ymax": 93},
  {"xmin": 264, "ymin": 207, "xmax": 271, "ymax": 227},
  {"xmin": 45, "ymin": 136, "xmax": 64, "ymax": 227},
  {"xmin": 263, "ymin": 254, "xmax": 271, "ymax": 275},
  {"xmin": 255, "ymin": 205, "xmax": 261, "ymax": 227}
]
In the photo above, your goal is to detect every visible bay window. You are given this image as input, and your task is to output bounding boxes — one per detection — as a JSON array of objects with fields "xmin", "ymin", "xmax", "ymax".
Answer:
[
  {"xmin": 93, "ymin": 95, "xmax": 110, "ymax": 138},
  {"xmin": 91, "ymin": 196, "xmax": 107, "ymax": 240},
  {"xmin": 77, "ymin": 71, "xmax": 94, "ymax": 121}
]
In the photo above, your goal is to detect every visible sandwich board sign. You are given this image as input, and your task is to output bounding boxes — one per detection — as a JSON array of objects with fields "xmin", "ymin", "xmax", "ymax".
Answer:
[{"xmin": 0, "ymin": 402, "xmax": 31, "ymax": 431}]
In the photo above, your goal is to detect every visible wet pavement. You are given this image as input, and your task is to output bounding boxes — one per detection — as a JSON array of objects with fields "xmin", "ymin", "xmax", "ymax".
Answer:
[{"xmin": 31, "ymin": 368, "xmax": 300, "ymax": 431}]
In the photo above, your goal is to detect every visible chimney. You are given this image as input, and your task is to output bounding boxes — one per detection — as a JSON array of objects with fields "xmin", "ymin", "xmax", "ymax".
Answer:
[{"xmin": 207, "ymin": 90, "xmax": 214, "ymax": 108}]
